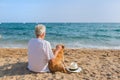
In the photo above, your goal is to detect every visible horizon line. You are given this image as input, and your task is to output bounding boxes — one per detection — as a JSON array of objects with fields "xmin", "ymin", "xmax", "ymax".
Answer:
[{"xmin": 1, "ymin": 22, "xmax": 120, "ymax": 23}]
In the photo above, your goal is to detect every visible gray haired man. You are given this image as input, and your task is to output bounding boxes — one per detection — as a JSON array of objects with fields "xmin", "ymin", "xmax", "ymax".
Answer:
[{"xmin": 28, "ymin": 24, "xmax": 61, "ymax": 72}]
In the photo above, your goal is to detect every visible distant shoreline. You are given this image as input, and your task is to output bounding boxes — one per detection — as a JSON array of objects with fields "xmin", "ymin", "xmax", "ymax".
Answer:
[{"xmin": 0, "ymin": 47, "xmax": 120, "ymax": 50}]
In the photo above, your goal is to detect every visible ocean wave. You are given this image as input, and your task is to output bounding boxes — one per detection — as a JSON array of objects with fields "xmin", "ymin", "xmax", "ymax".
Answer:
[
  {"xmin": 0, "ymin": 35, "xmax": 2, "ymax": 39},
  {"xmin": 81, "ymin": 45, "xmax": 120, "ymax": 49},
  {"xmin": 113, "ymin": 29, "xmax": 120, "ymax": 32},
  {"xmin": 97, "ymin": 29, "xmax": 108, "ymax": 32},
  {"xmin": 65, "ymin": 44, "xmax": 120, "ymax": 49},
  {"xmin": 93, "ymin": 34, "xmax": 111, "ymax": 38}
]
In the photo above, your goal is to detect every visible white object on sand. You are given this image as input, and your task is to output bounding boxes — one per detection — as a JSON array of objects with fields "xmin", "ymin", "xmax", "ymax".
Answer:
[{"xmin": 67, "ymin": 62, "xmax": 82, "ymax": 73}]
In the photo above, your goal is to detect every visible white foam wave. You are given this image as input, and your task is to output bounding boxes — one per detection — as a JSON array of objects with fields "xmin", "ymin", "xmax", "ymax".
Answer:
[
  {"xmin": 0, "ymin": 41, "xmax": 120, "ymax": 50},
  {"xmin": 67, "ymin": 45, "xmax": 120, "ymax": 49}
]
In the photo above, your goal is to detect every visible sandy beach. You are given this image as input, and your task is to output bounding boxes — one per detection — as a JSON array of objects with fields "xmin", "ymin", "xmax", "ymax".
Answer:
[{"xmin": 0, "ymin": 48, "xmax": 119, "ymax": 80}]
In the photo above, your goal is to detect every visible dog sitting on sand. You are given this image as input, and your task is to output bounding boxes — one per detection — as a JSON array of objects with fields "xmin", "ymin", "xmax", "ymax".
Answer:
[{"xmin": 48, "ymin": 44, "xmax": 67, "ymax": 73}]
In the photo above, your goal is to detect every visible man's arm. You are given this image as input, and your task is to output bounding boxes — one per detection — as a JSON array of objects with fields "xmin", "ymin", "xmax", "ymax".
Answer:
[
  {"xmin": 53, "ymin": 48, "xmax": 61, "ymax": 58},
  {"xmin": 45, "ymin": 41, "xmax": 60, "ymax": 60},
  {"xmin": 50, "ymin": 47, "xmax": 61, "ymax": 62}
]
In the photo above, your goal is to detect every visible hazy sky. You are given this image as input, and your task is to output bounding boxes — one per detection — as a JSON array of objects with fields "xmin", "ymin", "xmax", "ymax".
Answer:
[{"xmin": 0, "ymin": 0, "xmax": 120, "ymax": 22}]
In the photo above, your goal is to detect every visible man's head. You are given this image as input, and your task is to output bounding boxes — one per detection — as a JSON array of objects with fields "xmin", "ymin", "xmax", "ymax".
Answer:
[{"xmin": 35, "ymin": 24, "xmax": 46, "ymax": 39}]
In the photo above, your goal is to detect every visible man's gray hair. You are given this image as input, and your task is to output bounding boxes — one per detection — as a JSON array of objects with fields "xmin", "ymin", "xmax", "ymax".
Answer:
[{"xmin": 35, "ymin": 24, "xmax": 46, "ymax": 36}]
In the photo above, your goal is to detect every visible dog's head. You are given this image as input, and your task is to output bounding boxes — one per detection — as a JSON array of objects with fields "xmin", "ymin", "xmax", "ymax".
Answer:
[{"xmin": 56, "ymin": 44, "xmax": 65, "ymax": 51}]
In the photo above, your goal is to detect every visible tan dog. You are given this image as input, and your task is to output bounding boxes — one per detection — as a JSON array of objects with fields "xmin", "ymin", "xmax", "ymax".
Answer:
[{"xmin": 48, "ymin": 44, "xmax": 67, "ymax": 73}]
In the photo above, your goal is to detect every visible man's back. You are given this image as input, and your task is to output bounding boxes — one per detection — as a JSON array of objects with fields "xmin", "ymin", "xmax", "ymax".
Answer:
[{"xmin": 28, "ymin": 38, "xmax": 54, "ymax": 72}]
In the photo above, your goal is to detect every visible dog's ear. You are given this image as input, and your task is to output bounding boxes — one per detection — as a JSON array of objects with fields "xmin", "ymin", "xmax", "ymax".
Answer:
[
  {"xmin": 62, "ymin": 45, "xmax": 64, "ymax": 49},
  {"xmin": 57, "ymin": 44, "xmax": 65, "ymax": 49}
]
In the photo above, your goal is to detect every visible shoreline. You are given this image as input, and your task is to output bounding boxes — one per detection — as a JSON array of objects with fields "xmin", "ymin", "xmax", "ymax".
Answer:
[
  {"xmin": 1, "ymin": 47, "xmax": 120, "ymax": 50},
  {"xmin": 0, "ymin": 48, "xmax": 119, "ymax": 80}
]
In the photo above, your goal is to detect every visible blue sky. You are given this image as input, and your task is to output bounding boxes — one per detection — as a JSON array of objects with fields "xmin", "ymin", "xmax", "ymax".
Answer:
[{"xmin": 0, "ymin": 0, "xmax": 120, "ymax": 22}]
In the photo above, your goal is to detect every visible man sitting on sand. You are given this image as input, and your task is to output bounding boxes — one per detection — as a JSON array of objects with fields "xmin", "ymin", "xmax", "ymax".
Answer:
[{"xmin": 27, "ymin": 24, "xmax": 61, "ymax": 72}]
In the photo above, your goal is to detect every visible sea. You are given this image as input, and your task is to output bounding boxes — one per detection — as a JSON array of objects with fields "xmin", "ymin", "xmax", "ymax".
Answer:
[{"xmin": 0, "ymin": 23, "xmax": 120, "ymax": 49}]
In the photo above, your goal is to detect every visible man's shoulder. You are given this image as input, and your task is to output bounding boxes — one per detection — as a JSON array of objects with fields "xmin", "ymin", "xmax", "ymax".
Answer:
[
  {"xmin": 29, "ymin": 38, "xmax": 36, "ymax": 42},
  {"xmin": 43, "ymin": 40, "xmax": 50, "ymax": 45},
  {"xmin": 28, "ymin": 38, "xmax": 50, "ymax": 46}
]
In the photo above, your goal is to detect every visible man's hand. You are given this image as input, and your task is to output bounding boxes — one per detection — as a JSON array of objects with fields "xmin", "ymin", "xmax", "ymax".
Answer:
[{"xmin": 52, "ymin": 45, "xmax": 62, "ymax": 59}]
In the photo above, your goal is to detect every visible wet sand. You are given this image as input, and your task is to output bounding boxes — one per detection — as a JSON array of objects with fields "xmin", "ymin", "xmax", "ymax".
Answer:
[{"xmin": 0, "ymin": 48, "xmax": 120, "ymax": 80}]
